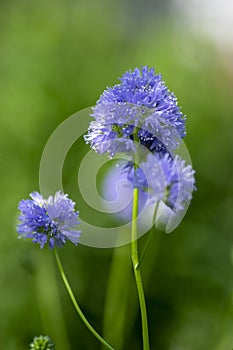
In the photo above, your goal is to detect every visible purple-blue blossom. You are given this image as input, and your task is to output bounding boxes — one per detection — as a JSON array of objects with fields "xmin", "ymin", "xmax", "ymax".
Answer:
[
  {"xmin": 17, "ymin": 191, "xmax": 81, "ymax": 249},
  {"xmin": 129, "ymin": 153, "xmax": 195, "ymax": 213},
  {"xmin": 85, "ymin": 66, "xmax": 185, "ymax": 157}
]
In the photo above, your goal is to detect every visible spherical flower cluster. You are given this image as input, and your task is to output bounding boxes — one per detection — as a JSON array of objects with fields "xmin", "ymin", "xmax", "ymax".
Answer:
[
  {"xmin": 85, "ymin": 66, "xmax": 185, "ymax": 157},
  {"xmin": 17, "ymin": 191, "xmax": 81, "ymax": 249},
  {"xmin": 133, "ymin": 153, "xmax": 195, "ymax": 213}
]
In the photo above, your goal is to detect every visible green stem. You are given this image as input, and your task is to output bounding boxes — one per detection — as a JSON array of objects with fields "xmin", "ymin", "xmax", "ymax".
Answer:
[
  {"xmin": 136, "ymin": 202, "xmax": 159, "ymax": 270},
  {"xmin": 131, "ymin": 188, "xmax": 150, "ymax": 350},
  {"xmin": 54, "ymin": 248, "xmax": 115, "ymax": 350}
]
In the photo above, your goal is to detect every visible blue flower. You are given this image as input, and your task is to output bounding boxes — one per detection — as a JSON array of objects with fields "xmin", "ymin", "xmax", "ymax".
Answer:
[
  {"xmin": 17, "ymin": 191, "xmax": 81, "ymax": 249},
  {"xmin": 85, "ymin": 66, "xmax": 185, "ymax": 157},
  {"xmin": 129, "ymin": 153, "xmax": 195, "ymax": 213}
]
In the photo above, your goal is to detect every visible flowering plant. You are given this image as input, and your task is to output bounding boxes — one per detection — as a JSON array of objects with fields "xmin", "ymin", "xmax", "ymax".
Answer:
[{"xmin": 17, "ymin": 66, "xmax": 195, "ymax": 350}]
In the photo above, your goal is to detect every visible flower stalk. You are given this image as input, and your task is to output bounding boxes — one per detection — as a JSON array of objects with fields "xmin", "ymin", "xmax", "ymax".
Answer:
[
  {"xmin": 131, "ymin": 188, "xmax": 150, "ymax": 350},
  {"xmin": 54, "ymin": 248, "xmax": 115, "ymax": 350},
  {"xmin": 136, "ymin": 202, "xmax": 159, "ymax": 270}
]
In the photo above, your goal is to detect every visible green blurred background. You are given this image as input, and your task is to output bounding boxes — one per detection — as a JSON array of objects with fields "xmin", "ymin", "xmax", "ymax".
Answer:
[{"xmin": 0, "ymin": 0, "xmax": 233, "ymax": 349}]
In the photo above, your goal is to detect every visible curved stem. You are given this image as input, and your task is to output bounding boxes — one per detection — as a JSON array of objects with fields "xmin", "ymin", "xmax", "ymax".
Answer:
[
  {"xmin": 54, "ymin": 248, "xmax": 115, "ymax": 350},
  {"xmin": 131, "ymin": 188, "xmax": 150, "ymax": 350}
]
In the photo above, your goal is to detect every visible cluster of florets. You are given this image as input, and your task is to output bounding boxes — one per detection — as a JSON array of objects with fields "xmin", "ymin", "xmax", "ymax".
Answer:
[
  {"xmin": 17, "ymin": 191, "xmax": 80, "ymax": 248},
  {"xmin": 29, "ymin": 335, "xmax": 55, "ymax": 350},
  {"xmin": 85, "ymin": 66, "xmax": 195, "ymax": 213},
  {"xmin": 85, "ymin": 66, "xmax": 185, "ymax": 157}
]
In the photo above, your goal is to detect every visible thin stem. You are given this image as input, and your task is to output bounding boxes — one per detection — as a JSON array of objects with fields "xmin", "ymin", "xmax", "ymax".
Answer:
[
  {"xmin": 136, "ymin": 202, "xmax": 159, "ymax": 270},
  {"xmin": 54, "ymin": 248, "xmax": 115, "ymax": 350},
  {"xmin": 131, "ymin": 188, "xmax": 150, "ymax": 350}
]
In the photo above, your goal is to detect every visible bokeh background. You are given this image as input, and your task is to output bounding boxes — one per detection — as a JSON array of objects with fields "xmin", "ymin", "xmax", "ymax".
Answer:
[{"xmin": 0, "ymin": 0, "xmax": 233, "ymax": 349}]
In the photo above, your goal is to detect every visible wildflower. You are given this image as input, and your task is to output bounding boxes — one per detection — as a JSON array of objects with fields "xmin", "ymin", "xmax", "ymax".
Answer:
[
  {"xmin": 85, "ymin": 66, "xmax": 185, "ymax": 157},
  {"xmin": 17, "ymin": 191, "xmax": 80, "ymax": 248},
  {"xmin": 129, "ymin": 153, "xmax": 195, "ymax": 213},
  {"xmin": 29, "ymin": 335, "xmax": 55, "ymax": 350}
]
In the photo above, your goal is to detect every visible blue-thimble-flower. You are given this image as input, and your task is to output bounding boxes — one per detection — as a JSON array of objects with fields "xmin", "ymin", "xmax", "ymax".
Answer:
[
  {"xmin": 85, "ymin": 66, "xmax": 185, "ymax": 157},
  {"xmin": 17, "ymin": 191, "xmax": 81, "ymax": 249},
  {"xmin": 130, "ymin": 153, "xmax": 196, "ymax": 213}
]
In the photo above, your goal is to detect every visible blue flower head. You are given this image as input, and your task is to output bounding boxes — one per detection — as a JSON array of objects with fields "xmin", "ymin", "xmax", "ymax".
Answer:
[
  {"xmin": 85, "ymin": 66, "xmax": 185, "ymax": 157},
  {"xmin": 133, "ymin": 153, "xmax": 196, "ymax": 213},
  {"xmin": 17, "ymin": 191, "xmax": 81, "ymax": 249}
]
